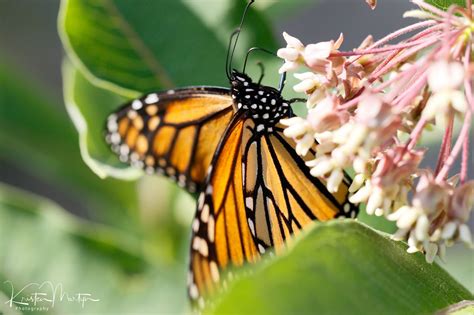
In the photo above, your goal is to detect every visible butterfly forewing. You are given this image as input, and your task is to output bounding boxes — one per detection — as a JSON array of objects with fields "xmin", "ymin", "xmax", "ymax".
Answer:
[{"xmin": 106, "ymin": 87, "xmax": 234, "ymax": 192}]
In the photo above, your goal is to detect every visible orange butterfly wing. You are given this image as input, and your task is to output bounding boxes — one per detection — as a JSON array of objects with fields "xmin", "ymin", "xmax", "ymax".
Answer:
[
  {"xmin": 106, "ymin": 87, "xmax": 234, "ymax": 192},
  {"xmin": 188, "ymin": 114, "xmax": 259, "ymax": 307},
  {"xmin": 188, "ymin": 116, "xmax": 358, "ymax": 306},
  {"xmin": 243, "ymin": 124, "xmax": 358, "ymax": 254}
]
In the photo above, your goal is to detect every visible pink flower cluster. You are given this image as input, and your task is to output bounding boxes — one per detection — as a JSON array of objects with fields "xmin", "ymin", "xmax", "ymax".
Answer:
[{"xmin": 279, "ymin": 0, "xmax": 473, "ymax": 262}]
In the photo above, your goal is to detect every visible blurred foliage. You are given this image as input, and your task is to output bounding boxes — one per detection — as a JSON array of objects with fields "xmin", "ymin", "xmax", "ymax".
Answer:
[
  {"xmin": 0, "ymin": 183, "xmax": 188, "ymax": 315},
  {"xmin": 0, "ymin": 0, "xmax": 471, "ymax": 314}
]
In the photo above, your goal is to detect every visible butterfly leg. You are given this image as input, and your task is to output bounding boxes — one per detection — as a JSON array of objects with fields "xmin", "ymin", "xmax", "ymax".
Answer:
[{"xmin": 278, "ymin": 71, "xmax": 287, "ymax": 93}]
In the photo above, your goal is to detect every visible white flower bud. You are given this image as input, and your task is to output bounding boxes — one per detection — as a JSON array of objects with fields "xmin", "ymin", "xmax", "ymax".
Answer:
[
  {"xmin": 415, "ymin": 215, "xmax": 429, "ymax": 241},
  {"xmin": 424, "ymin": 242, "xmax": 438, "ymax": 263},
  {"xmin": 366, "ymin": 187, "xmax": 384, "ymax": 215},
  {"xmin": 459, "ymin": 224, "xmax": 472, "ymax": 245},
  {"xmin": 284, "ymin": 122, "xmax": 308, "ymax": 138},
  {"xmin": 277, "ymin": 48, "xmax": 299, "ymax": 61},
  {"xmin": 392, "ymin": 228, "xmax": 409, "ymax": 241},
  {"xmin": 296, "ymin": 133, "xmax": 315, "ymax": 156},
  {"xmin": 349, "ymin": 184, "xmax": 371, "ymax": 204},
  {"xmin": 348, "ymin": 174, "xmax": 366, "ymax": 193},
  {"xmin": 441, "ymin": 221, "xmax": 457, "ymax": 240},
  {"xmin": 309, "ymin": 159, "xmax": 333, "ymax": 177},
  {"xmin": 327, "ymin": 169, "xmax": 344, "ymax": 193},
  {"xmin": 396, "ymin": 208, "xmax": 418, "ymax": 229},
  {"xmin": 374, "ymin": 207, "xmax": 384, "ymax": 216},
  {"xmin": 282, "ymin": 32, "xmax": 304, "ymax": 49}
]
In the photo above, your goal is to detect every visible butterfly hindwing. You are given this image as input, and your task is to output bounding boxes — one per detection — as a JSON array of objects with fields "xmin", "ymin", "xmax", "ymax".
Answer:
[
  {"xmin": 188, "ymin": 114, "xmax": 358, "ymax": 305},
  {"xmin": 244, "ymin": 124, "xmax": 358, "ymax": 253},
  {"xmin": 106, "ymin": 87, "xmax": 234, "ymax": 192}
]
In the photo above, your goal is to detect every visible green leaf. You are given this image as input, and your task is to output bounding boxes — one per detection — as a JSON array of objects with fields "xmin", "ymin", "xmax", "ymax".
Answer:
[
  {"xmin": 0, "ymin": 182, "xmax": 189, "ymax": 314},
  {"xmin": 440, "ymin": 244, "xmax": 474, "ymax": 292},
  {"xmin": 209, "ymin": 220, "xmax": 472, "ymax": 315},
  {"xmin": 59, "ymin": 0, "xmax": 277, "ymax": 96},
  {"xmin": 63, "ymin": 59, "xmax": 143, "ymax": 180},
  {"xmin": 425, "ymin": 0, "xmax": 467, "ymax": 10},
  {"xmin": 436, "ymin": 301, "xmax": 474, "ymax": 315}
]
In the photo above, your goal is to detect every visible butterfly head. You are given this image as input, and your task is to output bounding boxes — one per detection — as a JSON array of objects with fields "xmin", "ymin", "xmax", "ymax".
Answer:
[{"xmin": 230, "ymin": 69, "xmax": 291, "ymax": 125}]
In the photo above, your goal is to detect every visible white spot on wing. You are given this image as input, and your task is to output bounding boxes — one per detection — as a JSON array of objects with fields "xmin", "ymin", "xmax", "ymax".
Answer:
[
  {"xmin": 192, "ymin": 218, "xmax": 200, "ymax": 232},
  {"xmin": 201, "ymin": 204, "xmax": 210, "ymax": 223},
  {"xmin": 145, "ymin": 93, "xmax": 159, "ymax": 104},
  {"xmin": 208, "ymin": 216, "xmax": 215, "ymax": 242},
  {"xmin": 248, "ymin": 218, "xmax": 255, "ymax": 236},
  {"xmin": 132, "ymin": 100, "xmax": 143, "ymax": 110},
  {"xmin": 199, "ymin": 239, "xmax": 209, "ymax": 256},
  {"xmin": 198, "ymin": 193, "xmax": 205, "ymax": 209},
  {"xmin": 245, "ymin": 197, "xmax": 253, "ymax": 210},
  {"xmin": 110, "ymin": 133, "xmax": 121, "ymax": 144},
  {"xmin": 107, "ymin": 117, "xmax": 118, "ymax": 132},
  {"xmin": 189, "ymin": 284, "xmax": 199, "ymax": 299},
  {"xmin": 120, "ymin": 144, "xmax": 129, "ymax": 156},
  {"xmin": 344, "ymin": 203, "xmax": 351, "ymax": 213}
]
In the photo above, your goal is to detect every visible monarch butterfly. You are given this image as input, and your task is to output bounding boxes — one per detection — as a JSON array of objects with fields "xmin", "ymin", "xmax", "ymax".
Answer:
[{"xmin": 105, "ymin": 0, "xmax": 358, "ymax": 308}]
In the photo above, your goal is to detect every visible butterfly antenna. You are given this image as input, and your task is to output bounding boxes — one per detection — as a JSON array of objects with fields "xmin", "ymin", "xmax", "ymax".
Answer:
[
  {"xmin": 227, "ymin": 0, "xmax": 255, "ymax": 78},
  {"xmin": 242, "ymin": 47, "xmax": 276, "ymax": 73},
  {"xmin": 225, "ymin": 30, "xmax": 240, "ymax": 79}
]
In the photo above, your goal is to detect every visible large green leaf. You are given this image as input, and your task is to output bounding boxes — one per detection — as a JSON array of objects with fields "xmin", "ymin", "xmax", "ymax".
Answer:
[
  {"xmin": 425, "ymin": 0, "xmax": 467, "ymax": 10},
  {"xmin": 209, "ymin": 220, "xmax": 472, "ymax": 315},
  {"xmin": 0, "ymin": 183, "xmax": 189, "ymax": 315},
  {"xmin": 59, "ymin": 0, "xmax": 277, "ymax": 96},
  {"xmin": 63, "ymin": 59, "xmax": 143, "ymax": 179}
]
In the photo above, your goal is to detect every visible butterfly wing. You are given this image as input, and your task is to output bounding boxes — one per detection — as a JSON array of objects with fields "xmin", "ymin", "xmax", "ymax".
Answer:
[
  {"xmin": 188, "ymin": 112, "xmax": 259, "ymax": 307},
  {"xmin": 243, "ymin": 123, "xmax": 358, "ymax": 253},
  {"xmin": 188, "ymin": 114, "xmax": 358, "ymax": 305},
  {"xmin": 106, "ymin": 87, "xmax": 234, "ymax": 192}
]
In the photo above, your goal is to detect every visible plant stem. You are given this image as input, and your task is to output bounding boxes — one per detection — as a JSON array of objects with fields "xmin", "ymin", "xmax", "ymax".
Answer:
[
  {"xmin": 434, "ymin": 117, "xmax": 453, "ymax": 175},
  {"xmin": 460, "ymin": 130, "xmax": 469, "ymax": 184},
  {"xmin": 436, "ymin": 113, "xmax": 472, "ymax": 182},
  {"xmin": 467, "ymin": 0, "xmax": 472, "ymax": 19},
  {"xmin": 334, "ymin": 37, "xmax": 439, "ymax": 56}
]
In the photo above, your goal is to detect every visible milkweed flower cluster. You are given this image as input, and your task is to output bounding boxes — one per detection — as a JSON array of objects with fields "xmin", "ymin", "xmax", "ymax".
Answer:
[{"xmin": 279, "ymin": 0, "xmax": 473, "ymax": 263}]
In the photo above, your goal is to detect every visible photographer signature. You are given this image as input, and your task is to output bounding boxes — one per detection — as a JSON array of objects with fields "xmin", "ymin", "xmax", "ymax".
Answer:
[{"xmin": 4, "ymin": 280, "xmax": 100, "ymax": 310}]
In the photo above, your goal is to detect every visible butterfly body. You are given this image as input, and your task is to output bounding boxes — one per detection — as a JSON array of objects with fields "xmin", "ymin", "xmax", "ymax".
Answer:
[{"xmin": 230, "ymin": 70, "xmax": 290, "ymax": 129}]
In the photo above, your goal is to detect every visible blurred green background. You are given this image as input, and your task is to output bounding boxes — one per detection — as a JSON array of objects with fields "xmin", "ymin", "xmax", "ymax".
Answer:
[{"xmin": 0, "ymin": 0, "xmax": 472, "ymax": 314}]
